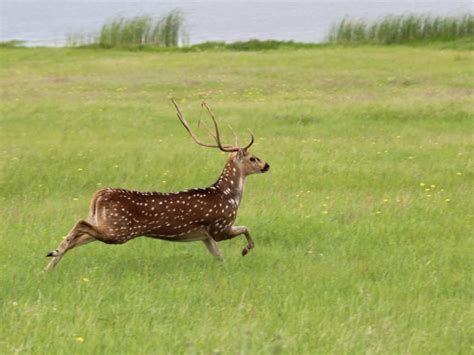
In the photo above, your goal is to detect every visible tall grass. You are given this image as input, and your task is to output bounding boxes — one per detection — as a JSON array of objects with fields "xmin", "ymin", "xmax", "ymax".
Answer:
[
  {"xmin": 68, "ymin": 10, "xmax": 187, "ymax": 48},
  {"xmin": 328, "ymin": 13, "xmax": 474, "ymax": 44}
]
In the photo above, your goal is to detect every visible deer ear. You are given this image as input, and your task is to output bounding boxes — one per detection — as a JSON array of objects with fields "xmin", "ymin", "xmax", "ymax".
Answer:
[{"xmin": 236, "ymin": 149, "xmax": 244, "ymax": 161}]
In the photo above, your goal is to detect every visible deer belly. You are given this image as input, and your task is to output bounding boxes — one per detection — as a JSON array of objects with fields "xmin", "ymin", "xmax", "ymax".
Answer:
[{"xmin": 146, "ymin": 227, "xmax": 208, "ymax": 242}]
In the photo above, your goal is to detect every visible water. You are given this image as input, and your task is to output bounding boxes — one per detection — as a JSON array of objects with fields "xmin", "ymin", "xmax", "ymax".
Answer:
[{"xmin": 0, "ymin": 0, "xmax": 472, "ymax": 46}]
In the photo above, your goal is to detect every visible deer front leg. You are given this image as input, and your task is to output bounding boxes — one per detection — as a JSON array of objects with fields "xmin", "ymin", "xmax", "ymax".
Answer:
[
  {"xmin": 218, "ymin": 226, "xmax": 255, "ymax": 256},
  {"xmin": 202, "ymin": 238, "xmax": 224, "ymax": 261}
]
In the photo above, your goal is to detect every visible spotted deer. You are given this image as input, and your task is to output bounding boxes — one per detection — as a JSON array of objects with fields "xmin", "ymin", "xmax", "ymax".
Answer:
[{"xmin": 45, "ymin": 99, "xmax": 270, "ymax": 271}]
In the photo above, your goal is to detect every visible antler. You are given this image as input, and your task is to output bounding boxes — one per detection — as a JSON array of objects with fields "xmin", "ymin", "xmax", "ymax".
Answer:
[
  {"xmin": 229, "ymin": 124, "xmax": 239, "ymax": 147},
  {"xmin": 201, "ymin": 101, "xmax": 254, "ymax": 151},
  {"xmin": 171, "ymin": 99, "xmax": 254, "ymax": 152},
  {"xmin": 242, "ymin": 129, "xmax": 254, "ymax": 151},
  {"xmin": 200, "ymin": 101, "xmax": 237, "ymax": 152},
  {"xmin": 171, "ymin": 98, "xmax": 225, "ymax": 149}
]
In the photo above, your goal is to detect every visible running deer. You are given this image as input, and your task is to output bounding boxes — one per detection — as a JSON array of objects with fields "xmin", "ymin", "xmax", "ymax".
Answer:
[{"xmin": 45, "ymin": 99, "xmax": 270, "ymax": 271}]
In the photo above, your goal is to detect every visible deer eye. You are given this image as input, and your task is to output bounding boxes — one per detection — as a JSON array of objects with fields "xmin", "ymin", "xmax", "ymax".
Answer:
[{"xmin": 249, "ymin": 157, "xmax": 256, "ymax": 162}]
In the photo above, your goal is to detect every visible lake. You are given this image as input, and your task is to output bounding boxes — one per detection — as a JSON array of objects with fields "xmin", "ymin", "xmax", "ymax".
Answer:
[{"xmin": 0, "ymin": 0, "xmax": 472, "ymax": 46}]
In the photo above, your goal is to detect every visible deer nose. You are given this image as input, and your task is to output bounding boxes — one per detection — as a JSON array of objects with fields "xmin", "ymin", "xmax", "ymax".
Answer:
[{"xmin": 262, "ymin": 163, "xmax": 270, "ymax": 172}]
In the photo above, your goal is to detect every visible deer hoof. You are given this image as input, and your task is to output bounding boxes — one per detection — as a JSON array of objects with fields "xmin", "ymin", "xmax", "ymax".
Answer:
[
  {"xmin": 46, "ymin": 250, "xmax": 58, "ymax": 257},
  {"xmin": 242, "ymin": 248, "xmax": 249, "ymax": 256}
]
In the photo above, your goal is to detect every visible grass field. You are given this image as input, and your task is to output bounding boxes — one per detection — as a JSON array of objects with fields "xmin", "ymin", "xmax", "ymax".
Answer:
[{"xmin": 0, "ymin": 45, "xmax": 473, "ymax": 353}]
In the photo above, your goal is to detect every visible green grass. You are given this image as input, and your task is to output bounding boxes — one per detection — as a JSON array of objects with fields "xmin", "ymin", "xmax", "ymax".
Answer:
[
  {"xmin": 68, "ymin": 10, "xmax": 187, "ymax": 48},
  {"xmin": 0, "ymin": 45, "xmax": 473, "ymax": 353},
  {"xmin": 0, "ymin": 40, "xmax": 26, "ymax": 48},
  {"xmin": 328, "ymin": 13, "xmax": 474, "ymax": 44},
  {"xmin": 188, "ymin": 40, "xmax": 320, "ymax": 51}
]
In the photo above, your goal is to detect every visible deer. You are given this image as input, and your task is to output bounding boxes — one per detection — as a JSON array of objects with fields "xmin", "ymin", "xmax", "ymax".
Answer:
[{"xmin": 45, "ymin": 99, "xmax": 270, "ymax": 271}]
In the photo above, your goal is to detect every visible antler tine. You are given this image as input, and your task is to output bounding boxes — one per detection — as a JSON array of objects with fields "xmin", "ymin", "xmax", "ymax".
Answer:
[
  {"xmin": 171, "ymin": 98, "xmax": 219, "ymax": 149},
  {"xmin": 243, "ymin": 129, "xmax": 255, "ymax": 151},
  {"xmin": 228, "ymin": 124, "xmax": 240, "ymax": 147},
  {"xmin": 201, "ymin": 102, "xmax": 239, "ymax": 152},
  {"xmin": 199, "ymin": 117, "xmax": 236, "ymax": 151},
  {"xmin": 198, "ymin": 105, "xmax": 218, "ymax": 142}
]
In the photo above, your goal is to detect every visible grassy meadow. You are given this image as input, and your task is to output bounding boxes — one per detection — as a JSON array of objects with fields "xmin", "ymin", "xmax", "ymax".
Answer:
[{"xmin": 0, "ymin": 45, "xmax": 473, "ymax": 353}]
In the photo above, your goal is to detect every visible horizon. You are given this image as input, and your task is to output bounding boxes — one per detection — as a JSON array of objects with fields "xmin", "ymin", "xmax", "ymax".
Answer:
[{"xmin": 1, "ymin": 0, "xmax": 472, "ymax": 46}]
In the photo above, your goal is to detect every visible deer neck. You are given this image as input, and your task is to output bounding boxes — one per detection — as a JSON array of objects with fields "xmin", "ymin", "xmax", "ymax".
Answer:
[{"xmin": 214, "ymin": 158, "xmax": 246, "ymax": 206}]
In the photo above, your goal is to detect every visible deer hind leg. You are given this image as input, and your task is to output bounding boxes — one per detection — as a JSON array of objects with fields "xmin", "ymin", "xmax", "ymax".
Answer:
[
  {"xmin": 219, "ymin": 226, "xmax": 255, "ymax": 256},
  {"xmin": 45, "ymin": 220, "xmax": 103, "ymax": 271},
  {"xmin": 202, "ymin": 238, "xmax": 224, "ymax": 261},
  {"xmin": 44, "ymin": 234, "xmax": 96, "ymax": 271}
]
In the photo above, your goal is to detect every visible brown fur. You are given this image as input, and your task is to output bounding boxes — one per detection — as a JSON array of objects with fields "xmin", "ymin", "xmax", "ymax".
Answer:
[{"xmin": 45, "ymin": 151, "xmax": 269, "ymax": 270}]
